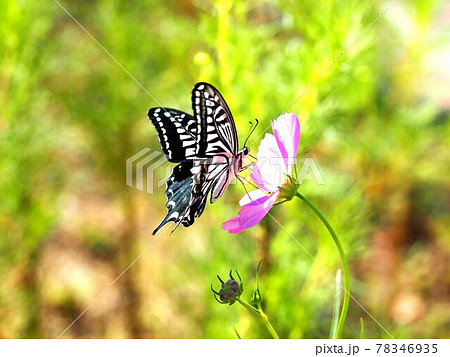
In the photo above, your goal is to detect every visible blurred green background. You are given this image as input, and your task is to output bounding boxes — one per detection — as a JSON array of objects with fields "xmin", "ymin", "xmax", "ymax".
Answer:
[{"xmin": 1, "ymin": 0, "xmax": 449, "ymax": 338}]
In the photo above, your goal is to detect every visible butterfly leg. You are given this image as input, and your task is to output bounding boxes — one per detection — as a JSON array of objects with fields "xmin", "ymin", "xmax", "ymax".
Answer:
[
  {"xmin": 236, "ymin": 174, "xmax": 260, "ymax": 190},
  {"xmin": 236, "ymin": 175, "xmax": 252, "ymax": 201},
  {"xmin": 236, "ymin": 174, "xmax": 266, "ymax": 204}
]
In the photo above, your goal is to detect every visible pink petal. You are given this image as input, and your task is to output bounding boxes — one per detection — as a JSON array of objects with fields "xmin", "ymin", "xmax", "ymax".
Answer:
[
  {"xmin": 221, "ymin": 217, "xmax": 244, "ymax": 234},
  {"xmin": 239, "ymin": 192, "xmax": 278, "ymax": 229},
  {"xmin": 221, "ymin": 192, "xmax": 278, "ymax": 234},
  {"xmin": 239, "ymin": 189, "xmax": 269, "ymax": 206},
  {"xmin": 271, "ymin": 113, "xmax": 300, "ymax": 173},
  {"xmin": 250, "ymin": 164, "xmax": 270, "ymax": 191},
  {"xmin": 250, "ymin": 133, "xmax": 285, "ymax": 191}
]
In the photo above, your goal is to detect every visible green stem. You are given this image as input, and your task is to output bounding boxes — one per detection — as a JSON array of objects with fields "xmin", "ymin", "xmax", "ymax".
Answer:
[
  {"xmin": 295, "ymin": 192, "xmax": 350, "ymax": 339},
  {"xmin": 236, "ymin": 298, "xmax": 259, "ymax": 316},
  {"xmin": 237, "ymin": 299, "xmax": 280, "ymax": 339}
]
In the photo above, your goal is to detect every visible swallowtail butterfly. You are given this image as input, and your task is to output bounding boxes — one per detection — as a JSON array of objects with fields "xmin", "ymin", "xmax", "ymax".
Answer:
[{"xmin": 148, "ymin": 82, "xmax": 250, "ymax": 235}]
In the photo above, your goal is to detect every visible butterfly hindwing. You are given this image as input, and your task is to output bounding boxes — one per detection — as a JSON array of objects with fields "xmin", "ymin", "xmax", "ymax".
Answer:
[
  {"xmin": 152, "ymin": 159, "xmax": 210, "ymax": 235},
  {"xmin": 152, "ymin": 161, "xmax": 195, "ymax": 234}
]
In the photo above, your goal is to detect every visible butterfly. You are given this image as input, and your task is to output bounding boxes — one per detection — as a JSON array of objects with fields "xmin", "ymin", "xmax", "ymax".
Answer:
[{"xmin": 148, "ymin": 82, "xmax": 252, "ymax": 235}]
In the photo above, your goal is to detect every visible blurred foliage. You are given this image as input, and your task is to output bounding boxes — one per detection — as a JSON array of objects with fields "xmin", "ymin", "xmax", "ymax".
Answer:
[{"xmin": 1, "ymin": 0, "xmax": 449, "ymax": 338}]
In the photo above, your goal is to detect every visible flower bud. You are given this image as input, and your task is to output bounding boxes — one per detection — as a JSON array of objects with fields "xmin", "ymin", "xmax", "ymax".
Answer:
[
  {"xmin": 211, "ymin": 270, "xmax": 243, "ymax": 305},
  {"xmin": 251, "ymin": 288, "xmax": 263, "ymax": 305},
  {"xmin": 220, "ymin": 279, "xmax": 241, "ymax": 303}
]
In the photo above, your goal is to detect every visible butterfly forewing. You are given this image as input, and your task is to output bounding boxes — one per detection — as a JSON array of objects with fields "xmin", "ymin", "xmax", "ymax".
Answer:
[
  {"xmin": 192, "ymin": 83, "xmax": 238, "ymax": 156},
  {"xmin": 148, "ymin": 108, "xmax": 198, "ymax": 162}
]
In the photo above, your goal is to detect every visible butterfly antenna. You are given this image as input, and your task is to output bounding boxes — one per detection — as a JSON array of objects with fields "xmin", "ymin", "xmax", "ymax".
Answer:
[
  {"xmin": 254, "ymin": 118, "xmax": 259, "ymax": 130},
  {"xmin": 243, "ymin": 118, "xmax": 259, "ymax": 147},
  {"xmin": 242, "ymin": 121, "xmax": 253, "ymax": 148}
]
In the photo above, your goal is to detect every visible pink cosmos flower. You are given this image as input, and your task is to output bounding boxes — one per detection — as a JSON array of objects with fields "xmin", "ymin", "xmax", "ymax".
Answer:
[{"xmin": 222, "ymin": 113, "xmax": 300, "ymax": 234}]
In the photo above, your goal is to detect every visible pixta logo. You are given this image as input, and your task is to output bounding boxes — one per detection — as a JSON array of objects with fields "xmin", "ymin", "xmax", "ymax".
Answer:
[
  {"xmin": 126, "ymin": 148, "xmax": 171, "ymax": 194},
  {"xmin": 126, "ymin": 149, "xmax": 326, "ymax": 194},
  {"xmin": 250, "ymin": 157, "xmax": 326, "ymax": 185}
]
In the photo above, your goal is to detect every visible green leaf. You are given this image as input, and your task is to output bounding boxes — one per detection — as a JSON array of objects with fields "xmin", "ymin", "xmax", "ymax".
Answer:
[
  {"xmin": 360, "ymin": 318, "xmax": 364, "ymax": 339},
  {"xmin": 329, "ymin": 269, "xmax": 342, "ymax": 339},
  {"xmin": 233, "ymin": 326, "xmax": 242, "ymax": 339}
]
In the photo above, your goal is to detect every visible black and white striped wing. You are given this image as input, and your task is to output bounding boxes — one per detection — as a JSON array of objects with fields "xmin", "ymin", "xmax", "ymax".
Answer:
[
  {"xmin": 148, "ymin": 108, "xmax": 198, "ymax": 162},
  {"xmin": 152, "ymin": 161, "xmax": 198, "ymax": 235},
  {"xmin": 152, "ymin": 157, "xmax": 230, "ymax": 235},
  {"xmin": 150, "ymin": 83, "xmax": 241, "ymax": 235},
  {"xmin": 192, "ymin": 82, "xmax": 238, "ymax": 156}
]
